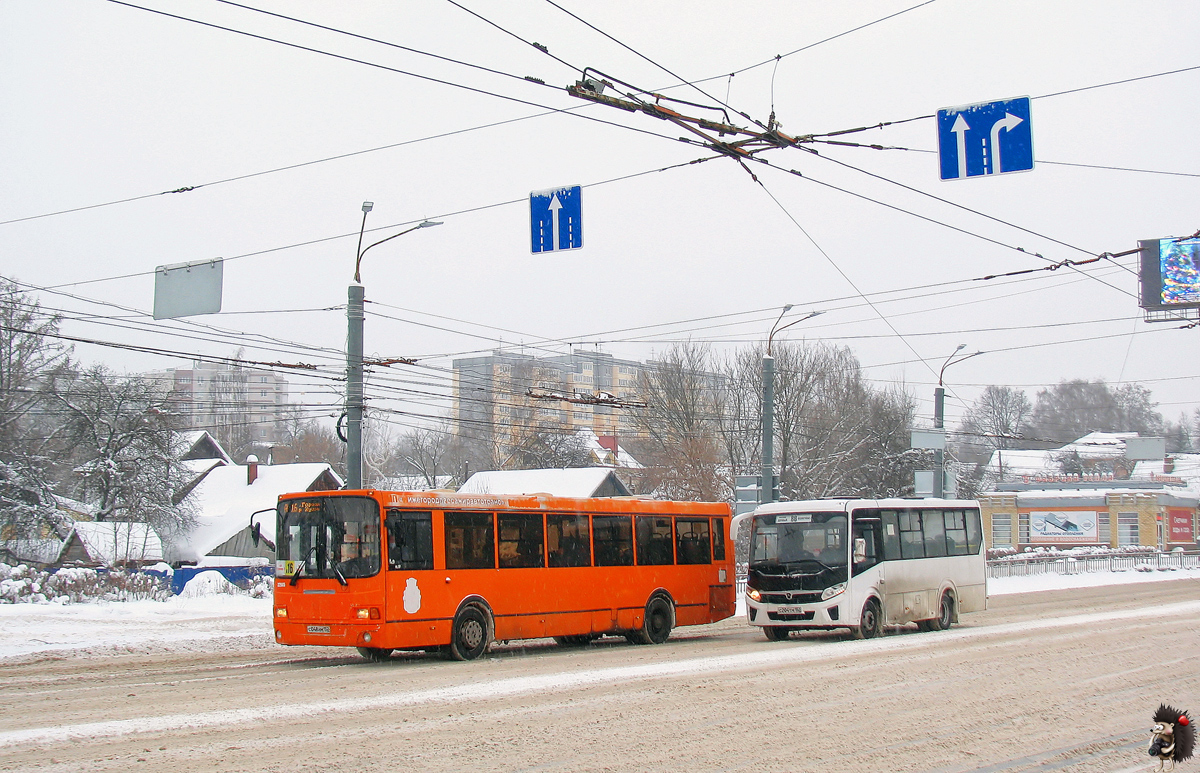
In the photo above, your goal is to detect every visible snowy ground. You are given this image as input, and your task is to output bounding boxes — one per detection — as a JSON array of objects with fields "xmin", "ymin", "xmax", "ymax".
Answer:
[{"xmin": 1, "ymin": 567, "xmax": 1198, "ymax": 662}]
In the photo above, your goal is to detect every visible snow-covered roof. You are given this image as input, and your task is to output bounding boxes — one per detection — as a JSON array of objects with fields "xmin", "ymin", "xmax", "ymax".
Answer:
[
  {"xmin": 62, "ymin": 522, "xmax": 163, "ymax": 565},
  {"xmin": 178, "ymin": 430, "xmax": 234, "ymax": 464},
  {"xmin": 580, "ymin": 431, "xmax": 643, "ymax": 469},
  {"xmin": 1, "ymin": 538, "xmax": 63, "ymax": 565},
  {"xmin": 1058, "ymin": 431, "xmax": 1139, "ymax": 458},
  {"xmin": 457, "ymin": 468, "xmax": 631, "ymax": 498},
  {"xmin": 982, "ymin": 449, "xmax": 1059, "ymax": 480},
  {"xmin": 175, "ymin": 462, "xmax": 342, "ymax": 563},
  {"xmin": 1131, "ymin": 453, "xmax": 1200, "ymax": 491},
  {"xmin": 53, "ymin": 494, "xmax": 97, "ymax": 519}
]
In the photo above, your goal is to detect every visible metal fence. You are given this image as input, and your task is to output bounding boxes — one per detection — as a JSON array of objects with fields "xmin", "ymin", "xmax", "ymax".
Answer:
[
  {"xmin": 987, "ymin": 550, "xmax": 1200, "ymax": 579},
  {"xmin": 733, "ymin": 551, "xmax": 1200, "ymax": 591}
]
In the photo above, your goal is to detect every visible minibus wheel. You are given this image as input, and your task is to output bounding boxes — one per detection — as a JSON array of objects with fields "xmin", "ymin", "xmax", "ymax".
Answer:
[
  {"xmin": 928, "ymin": 592, "xmax": 954, "ymax": 631},
  {"xmin": 356, "ymin": 647, "xmax": 393, "ymax": 662},
  {"xmin": 449, "ymin": 605, "xmax": 492, "ymax": 661},
  {"xmin": 764, "ymin": 626, "xmax": 792, "ymax": 642},
  {"xmin": 853, "ymin": 599, "xmax": 883, "ymax": 639},
  {"xmin": 630, "ymin": 595, "xmax": 674, "ymax": 645}
]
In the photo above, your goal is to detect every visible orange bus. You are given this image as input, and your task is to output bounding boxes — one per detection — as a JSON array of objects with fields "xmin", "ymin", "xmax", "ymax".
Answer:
[{"xmin": 272, "ymin": 490, "xmax": 736, "ymax": 660}]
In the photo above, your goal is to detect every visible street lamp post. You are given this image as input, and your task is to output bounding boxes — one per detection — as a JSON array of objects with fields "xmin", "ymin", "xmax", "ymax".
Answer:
[
  {"xmin": 934, "ymin": 344, "xmax": 983, "ymax": 498},
  {"xmin": 346, "ymin": 203, "xmax": 443, "ymax": 489},
  {"xmin": 761, "ymin": 306, "xmax": 824, "ymax": 504}
]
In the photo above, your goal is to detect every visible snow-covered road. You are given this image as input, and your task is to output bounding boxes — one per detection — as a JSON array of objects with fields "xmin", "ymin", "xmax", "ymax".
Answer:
[{"xmin": 1, "ymin": 566, "xmax": 1198, "ymax": 661}]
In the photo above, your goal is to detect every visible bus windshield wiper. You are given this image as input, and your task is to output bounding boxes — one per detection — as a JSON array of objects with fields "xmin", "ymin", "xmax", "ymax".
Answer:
[
  {"xmin": 331, "ymin": 563, "xmax": 348, "ymax": 586},
  {"xmin": 289, "ymin": 546, "xmax": 318, "ymax": 586}
]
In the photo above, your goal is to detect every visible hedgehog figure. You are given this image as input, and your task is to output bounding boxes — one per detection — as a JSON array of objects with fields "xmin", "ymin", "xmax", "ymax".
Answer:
[{"xmin": 1149, "ymin": 704, "xmax": 1195, "ymax": 772}]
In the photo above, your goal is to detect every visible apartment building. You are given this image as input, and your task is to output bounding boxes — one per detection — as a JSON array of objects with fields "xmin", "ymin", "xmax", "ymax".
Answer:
[{"xmin": 145, "ymin": 361, "xmax": 290, "ymax": 445}]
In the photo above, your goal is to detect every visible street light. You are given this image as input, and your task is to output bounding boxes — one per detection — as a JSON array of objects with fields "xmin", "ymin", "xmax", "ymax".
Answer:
[
  {"xmin": 933, "ymin": 344, "xmax": 984, "ymax": 498},
  {"xmin": 761, "ymin": 306, "xmax": 825, "ymax": 504},
  {"xmin": 346, "ymin": 204, "xmax": 444, "ymax": 489}
]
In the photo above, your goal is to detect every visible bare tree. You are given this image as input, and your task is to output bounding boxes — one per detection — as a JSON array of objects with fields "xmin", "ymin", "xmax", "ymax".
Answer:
[
  {"xmin": 957, "ymin": 386, "xmax": 1033, "ymax": 462},
  {"xmin": 0, "ymin": 280, "xmax": 75, "ymax": 541},
  {"xmin": 629, "ymin": 342, "xmax": 725, "ymax": 501},
  {"xmin": 273, "ymin": 419, "xmax": 344, "ymax": 474}
]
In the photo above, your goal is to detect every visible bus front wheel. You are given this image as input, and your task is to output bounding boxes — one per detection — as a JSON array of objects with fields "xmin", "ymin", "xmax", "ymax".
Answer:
[
  {"xmin": 764, "ymin": 626, "xmax": 792, "ymax": 642},
  {"xmin": 449, "ymin": 605, "xmax": 492, "ymax": 661},
  {"xmin": 630, "ymin": 596, "xmax": 674, "ymax": 645},
  {"xmin": 928, "ymin": 592, "xmax": 955, "ymax": 631},
  {"xmin": 356, "ymin": 646, "xmax": 393, "ymax": 662},
  {"xmin": 854, "ymin": 599, "xmax": 883, "ymax": 640}
]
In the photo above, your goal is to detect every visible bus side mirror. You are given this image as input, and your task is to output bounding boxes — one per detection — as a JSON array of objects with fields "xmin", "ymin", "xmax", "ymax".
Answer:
[{"xmin": 853, "ymin": 538, "xmax": 867, "ymax": 564}]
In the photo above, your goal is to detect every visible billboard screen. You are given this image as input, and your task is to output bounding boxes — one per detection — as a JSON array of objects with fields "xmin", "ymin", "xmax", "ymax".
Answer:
[{"xmin": 1140, "ymin": 237, "xmax": 1200, "ymax": 310}]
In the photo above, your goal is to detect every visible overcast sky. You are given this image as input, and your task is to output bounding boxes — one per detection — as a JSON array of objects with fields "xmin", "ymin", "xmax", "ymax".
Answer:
[{"xmin": 1, "ymin": 0, "xmax": 1198, "ymax": 439}]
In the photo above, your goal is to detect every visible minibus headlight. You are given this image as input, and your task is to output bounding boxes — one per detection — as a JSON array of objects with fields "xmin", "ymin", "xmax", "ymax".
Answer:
[
  {"xmin": 821, "ymin": 583, "xmax": 846, "ymax": 600},
  {"xmin": 747, "ymin": 588, "xmax": 761, "ymax": 602},
  {"xmin": 355, "ymin": 607, "xmax": 381, "ymax": 620},
  {"xmin": 275, "ymin": 607, "xmax": 288, "ymax": 618}
]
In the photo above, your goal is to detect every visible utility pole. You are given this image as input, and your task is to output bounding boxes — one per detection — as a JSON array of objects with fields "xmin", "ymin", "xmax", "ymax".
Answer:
[
  {"xmin": 761, "ymin": 306, "xmax": 823, "ymax": 504},
  {"xmin": 934, "ymin": 345, "xmax": 983, "ymax": 498},
  {"xmin": 345, "ymin": 202, "xmax": 442, "ymax": 489}
]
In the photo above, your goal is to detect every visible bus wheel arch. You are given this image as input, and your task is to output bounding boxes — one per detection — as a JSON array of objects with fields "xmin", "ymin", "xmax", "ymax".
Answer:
[
  {"xmin": 928, "ymin": 589, "xmax": 956, "ymax": 631},
  {"xmin": 448, "ymin": 597, "xmax": 494, "ymax": 661},
  {"xmin": 853, "ymin": 597, "xmax": 883, "ymax": 640},
  {"xmin": 630, "ymin": 590, "xmax": 675, "ymax": 645}
]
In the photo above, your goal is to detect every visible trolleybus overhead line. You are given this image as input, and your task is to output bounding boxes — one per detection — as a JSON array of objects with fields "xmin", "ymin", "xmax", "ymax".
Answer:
[
  {"xmin": 526, "ymin": 387, "xmax": 647, "ymax": 410},
  {"xmin": 565, "ymin": 70, "xmax": 805, "ymax": 159}
]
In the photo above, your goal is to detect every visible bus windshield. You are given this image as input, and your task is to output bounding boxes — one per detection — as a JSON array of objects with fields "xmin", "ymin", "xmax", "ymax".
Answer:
[
  {"xmin": 278, "ymin": 496, "xmax": 381, "ymax": 580},
  {"xmin": 750, "ymin": 512, "xmax": 847, "ymax": 570}
]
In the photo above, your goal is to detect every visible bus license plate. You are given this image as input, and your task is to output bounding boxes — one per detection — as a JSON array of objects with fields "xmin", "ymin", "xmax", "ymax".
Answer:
[
  {"xmin": 776, "ymin": 605, "xmax": 805, "ymax": 615},
  {"xmin": 306, "ymin": 625, "xmax": 331, "ymax": 634}
]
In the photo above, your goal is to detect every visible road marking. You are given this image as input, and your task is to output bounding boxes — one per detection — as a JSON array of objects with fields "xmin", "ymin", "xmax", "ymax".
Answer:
[{"xmin": 3, "ymin": 599, "xmax": 1199, "ymax": 748}]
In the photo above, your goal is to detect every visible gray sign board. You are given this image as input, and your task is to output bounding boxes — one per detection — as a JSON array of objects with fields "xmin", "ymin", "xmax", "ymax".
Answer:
[{"xmin": 153, "ymin": 258, "xmax": 223, "ymax": 320}]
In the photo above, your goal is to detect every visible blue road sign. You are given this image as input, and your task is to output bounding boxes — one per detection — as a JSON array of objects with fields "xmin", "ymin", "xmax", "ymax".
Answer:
[
  {"xmin": 530, "ymin": 185, "xmax": 582, "ymax": 253},
  {"xmin": 937, "ymin": 96, "xmax": 1033, "ymax": 181}
]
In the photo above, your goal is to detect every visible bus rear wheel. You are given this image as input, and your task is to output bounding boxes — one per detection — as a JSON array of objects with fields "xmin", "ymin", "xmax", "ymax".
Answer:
[
  {"xmin": 928, "ymin": 592, "xmax": 955, "ymax": 631},
  {"xmin": 630, "ymin": 596, "xmax": 674, "ymax": 645},
  {"xmin": 853, "ymin": 599, "xmax": 883, "ymax": 640},
  {"xmin": 763, "ymin": 626, "xmax": 792, "ymax": 642},
  {"xmin": 356, "ymin": 646, "xmax": 393, "ymax": 662},
  {"xmin": 449, "ymin": 605, "xmax": 492, "ymax": 661}
]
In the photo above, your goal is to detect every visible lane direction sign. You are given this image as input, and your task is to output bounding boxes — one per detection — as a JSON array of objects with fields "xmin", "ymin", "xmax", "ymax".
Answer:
[
  {"xmin": 937, "ymin": 96, "xmax": 1033, "ymax": 181},
  {"xmin": 530, "ymin": 185, "xmax": 583, "ymax": 253}
]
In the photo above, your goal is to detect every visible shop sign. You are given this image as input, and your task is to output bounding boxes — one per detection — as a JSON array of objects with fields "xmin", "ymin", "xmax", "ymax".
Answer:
[{"xmin": 1168, "ymin": 509, "xmax": 1194, "ymax": 543}]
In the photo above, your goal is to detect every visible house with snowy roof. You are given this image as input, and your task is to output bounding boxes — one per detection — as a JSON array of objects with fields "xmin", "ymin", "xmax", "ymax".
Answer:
[
  {"xmin": 457, "ymin": 467, "xmax": 632, "ymax": 498},
  {"xmin": 582, "ymin": 431, "xmax": 642, "ymax": 469},
  {"xmin": 981, "ymin": 432, "xmax": 1142, "ymax": 485},
  {"xmin": 171, "ymin": 455, "xmax": 342, "ymax": 566},
  {"xmin": 57, "ymin": 521, "xmax": 164, "ymax": 568}
]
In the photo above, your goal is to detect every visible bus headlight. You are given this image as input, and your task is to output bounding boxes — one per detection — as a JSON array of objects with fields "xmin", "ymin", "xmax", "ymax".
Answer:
[
  {"xmin": 275, "ymin": 607, "xmax": 288, "ymax": 618},
  {"xmin": 747, "ymin": 588, "xmax": 761, "ymax": 602},
  {"xmin": 821, "ymin": 583, "xmax": 846, "ymax": 600}
]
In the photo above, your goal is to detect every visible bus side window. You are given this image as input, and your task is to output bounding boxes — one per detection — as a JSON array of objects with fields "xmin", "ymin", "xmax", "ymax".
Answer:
[
  {"xmin": 548, "ymin": 513, "xmax": 591, "ymax": 567},
  {"xmin": 945, "ymin": 510, "xmax": 969, "ymax": 556},
  {"xmin": 593, "ymin": 515, "xmax": 634, "ymax": 566},
  {"xmin": 386, "ymin": 509, "xmax": 433, "ymax": 571},
  {"xmin": 498, "ymin": 513, "xmax": 545, "ymax": 569},
  {"xmin": 636, "ymin": 516, "xmax": 674, "ymax": 566},
  {"xmin": 880, "ymin": 510, "xmax": 901, "ymax": 561},
  {"xmin": 899, "ymin": 510, "xmax": 925, "ymax": 559},
  {"xmin": 712, "ymin": 517, "xmax": 726, "ymax": 561},
  {"xmin": 965, "ymin": 508, "xmax": 983, "ymax": 554},
  {"xmin": 445, "ymin": 511, "xmax": 495, "ymax": 570},
  {"xmin": 676, "ymin": 518, "xmax": 711, "ymax": 565},
  {"xmin": 922, "ymin": 509, "xmax": 947, "ymax": 557}
]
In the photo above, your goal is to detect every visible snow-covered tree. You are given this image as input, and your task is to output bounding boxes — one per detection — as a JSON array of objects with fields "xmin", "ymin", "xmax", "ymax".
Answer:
[{"xmin": 51, "ymin": 366, "xmax": 196, "ymax": 542}]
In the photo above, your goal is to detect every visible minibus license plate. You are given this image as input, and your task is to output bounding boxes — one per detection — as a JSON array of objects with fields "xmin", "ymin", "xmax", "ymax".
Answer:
[
  {"xmin": 306, "ymin": 625, "xmax": 331, "ymax": 634},
  {"xmin": 776, "ymin": 605, "xmax": 805, "ymax": 614}
]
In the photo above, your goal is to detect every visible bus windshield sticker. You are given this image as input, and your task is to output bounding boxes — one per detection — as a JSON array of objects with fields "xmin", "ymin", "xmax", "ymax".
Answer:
[{"xmin": 777, "ymin": 514, "xmax": 812, "ymax": 524}]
